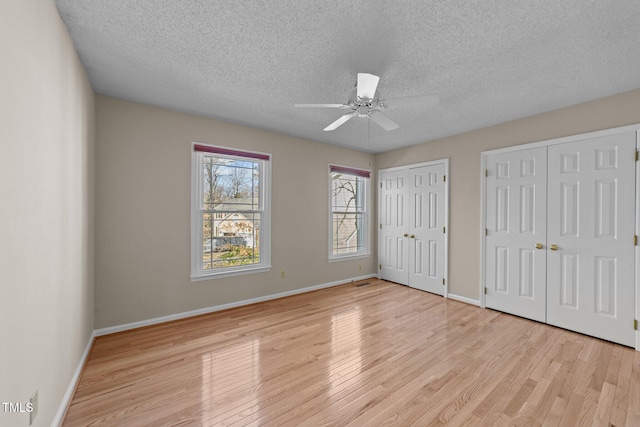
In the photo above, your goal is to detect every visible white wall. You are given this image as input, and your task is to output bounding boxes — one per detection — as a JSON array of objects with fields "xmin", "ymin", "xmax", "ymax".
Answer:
[
  {"xmin": 0, "ymin": 1, "xmax": 95, "ymax": 426},
  {"xmin": 376, "ymin": 89, "xmax": 640, "ymax": 301},
  {"xmin": 95, "ymin": 96, "xmax": 376, "ymax": 329}
]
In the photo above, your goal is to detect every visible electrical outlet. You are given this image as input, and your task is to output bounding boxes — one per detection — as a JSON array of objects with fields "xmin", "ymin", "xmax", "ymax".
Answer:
[
  {"xmin": 280, "ymin": 270, "xmax": 285, "ymax": 279},
  {"xmin": 29, "ymin": 390, "xmax": 38, "ymax": 425}
]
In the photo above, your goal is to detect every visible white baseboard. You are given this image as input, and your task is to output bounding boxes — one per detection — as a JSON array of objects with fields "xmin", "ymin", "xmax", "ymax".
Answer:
[
  {"xmin": 95, "ymin": 274, "xmax": 377, "ymax": 336},
  {"xmin": 52, "ymin": 331, "xmax": 95, "ymax": 427},
  {"xmin": 447, "ymin": 293, "xmax": 480, "ymax": 306}
]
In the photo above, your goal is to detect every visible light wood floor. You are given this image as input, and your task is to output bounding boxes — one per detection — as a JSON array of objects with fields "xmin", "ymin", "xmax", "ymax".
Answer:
[{"xmin": 64, "ymin": 279, "xmax": 640, "ymax": 426}]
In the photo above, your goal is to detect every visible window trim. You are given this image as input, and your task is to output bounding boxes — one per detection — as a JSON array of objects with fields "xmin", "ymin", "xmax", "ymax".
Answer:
[
  {"xmin": 190, "ymin": 142, "xmax": 271, "ymax": 281},
  {"xmin": 328, "ymin": 164, "xmax": 371, "ymax": 261}
]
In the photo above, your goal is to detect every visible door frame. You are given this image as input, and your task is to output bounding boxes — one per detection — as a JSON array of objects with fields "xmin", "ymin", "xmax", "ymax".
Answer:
[
  {"xmin": 480, "ymin": 123, "xmax": 640, "ymax": 351},
  {"xmin": 378, "ymin": 158, "xmax": 449, "ymax": 297}
]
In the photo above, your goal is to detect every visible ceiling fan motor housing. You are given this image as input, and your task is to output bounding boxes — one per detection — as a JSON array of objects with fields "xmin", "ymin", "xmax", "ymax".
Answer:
[{"xmin": 352, "ymin": 98, "xmax": 382, "ymax": 118}]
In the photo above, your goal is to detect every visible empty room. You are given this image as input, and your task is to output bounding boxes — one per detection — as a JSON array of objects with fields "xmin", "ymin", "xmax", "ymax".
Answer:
[{"xmin": 2, "ymin": 0, "xmax": 640, "ymax": 426}]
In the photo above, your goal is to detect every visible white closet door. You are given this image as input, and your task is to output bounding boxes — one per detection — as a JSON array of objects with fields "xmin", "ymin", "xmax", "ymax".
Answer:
[
  {"xmin": 379, "ymin": 170, "xmax": 409, "ymax": 284},
  {"xmin": 485, "ymin": 147, "xmax": 547, "ymax": 322},
  {"xmin": 547, "ymin": 133, "xmax": 636, "ymax": 346},
  {"xmin": 409, "ymin": 164, "xmax": 445, "ymax": 295}
]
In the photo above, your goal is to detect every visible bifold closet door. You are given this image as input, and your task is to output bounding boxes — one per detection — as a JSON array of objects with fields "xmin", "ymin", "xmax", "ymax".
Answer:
[
  {"xmin": 380, "ymin": 170, "xmax": 409, "ymax": 284},
  {"xmin": 546, "ymin": 133, "xmax": 636, "ymax": 347},
  {"xmin": 485, "ymin": 147, "xmax": 548, "ymax": 322}
]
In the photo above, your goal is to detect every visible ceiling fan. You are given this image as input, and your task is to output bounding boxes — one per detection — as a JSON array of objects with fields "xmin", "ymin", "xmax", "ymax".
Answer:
[{"xmin": 295, "ymin": 73, "xmax": 439, "ymax": 131}]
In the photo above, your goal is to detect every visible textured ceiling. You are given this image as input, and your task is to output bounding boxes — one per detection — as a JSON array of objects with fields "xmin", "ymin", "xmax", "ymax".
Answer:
[{"xmin": 55, "ymin": 0, "xmax": 640, "ymax": 153}]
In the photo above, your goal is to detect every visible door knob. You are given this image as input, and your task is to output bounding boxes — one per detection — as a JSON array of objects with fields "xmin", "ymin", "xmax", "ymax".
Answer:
[
  {"xmin": 550, "ymin": 244, "xmax": 558, "ymax": 251},
  {"xmin": 409, "ymin": 234, "xmax": 415, "ymax": 239},
  {"xmin": 403, "ymin": 233, "xmax": 408, "ymax": 237},
  {"xmin": 535, "ymin": 243, "xmax": 543, "ymax": 249}
]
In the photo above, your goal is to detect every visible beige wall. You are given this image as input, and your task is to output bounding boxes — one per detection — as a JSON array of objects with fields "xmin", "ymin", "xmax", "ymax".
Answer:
[
  {"xmin": 95, "ymin": 96, "xmax": 376, "ymax": 329},
  {"xmin": 376, "ymin": 89, "xmax": 640, "ymax": 301},
  {"xmin": 0, "ymin": 1, "xmax": 95, "ymax": 426}
]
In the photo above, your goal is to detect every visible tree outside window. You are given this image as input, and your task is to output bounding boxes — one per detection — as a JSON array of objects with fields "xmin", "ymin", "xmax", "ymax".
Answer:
[
  {"xmin": 330, "ymin": 166, "xmax": 369, "ymax": 258},
  {"xmin": 192, "ymin": 144, "xmax": 270, "ymax": 280}
]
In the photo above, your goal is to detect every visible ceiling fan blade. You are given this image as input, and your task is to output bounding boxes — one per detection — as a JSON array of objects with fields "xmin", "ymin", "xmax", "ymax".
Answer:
[
  {"xmin": 357, "ymin": 73, "xmax": 380, "ymax": 100},
  {"xmin": 370, "ymin": 112, "xmax": 399, "ymax": 131},
  {"xmin": 294, "ymin": 103, "xmax": 349, "ymax": 108},
  {"xmin": 382, "ymin": 94, "xmax": 440, "ymax": 109},
  {"xmin": 324, "ymin": 113, "xmax": 355, "ymax": 131}
]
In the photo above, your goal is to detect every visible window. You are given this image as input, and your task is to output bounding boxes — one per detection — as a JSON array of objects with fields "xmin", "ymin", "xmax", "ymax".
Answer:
[
  {"xmin": 191, "ymin": 143, "xmax": 271, "ymax": 280},
  {"xmin": 329, "ymin": 165, "xmax": 370, "ymax": 260}
]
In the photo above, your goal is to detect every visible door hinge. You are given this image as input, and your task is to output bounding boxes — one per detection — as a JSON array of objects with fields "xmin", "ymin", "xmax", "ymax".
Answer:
[
  {"xmin": 379, "ymin": 264, "xmax": 382, "ymax": 270},
  {"xmin": 442, "ymin": 278, "xmax": 445, "ymax": 285},
  {"xmin": 485, "ymin": 169, "xmax": 488, "ymax": 177},
  {"xmin": 380, "ymin": 223, "xmax": 382, "ymax": 229},
  {"xmin": 443, "ymin": 226, "xmax": 446, "ymax": 233},
  {"xmin": 443, "ymin": 175, "xmax": 446, "ymax": 182},
  {"xmin": 635, "ymin": 235, "xmax": 638, "ymax": 246},
  {"xmin": 484, "ymin": 287, "xmax": 488, "ymax": 294},
  {"xmin": 380, "ymin": 182, "xmax": 383, "ymax": 188},
  {"xmin": 634, "ymin": 319, "xmax": 638, "ymax": 330},
  {"xmin": 485, "ymin": 228, "xmax": 488, "ymax": 236},
  {"xmin": 636, "ymin": 150, "xmax": 639, "ymax": 161}
]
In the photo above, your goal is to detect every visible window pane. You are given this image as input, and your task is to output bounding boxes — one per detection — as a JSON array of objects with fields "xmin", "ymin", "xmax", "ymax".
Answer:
[
  {"xmin": 203, "ymin": 155, "xmax": 260, "ymax": 210},
  {"xmin": 202, "ymin": 212, "xmax": 261, "ymax": 270},
  {"xmin": 332, "ymin": 213, "xmax": 364, "ymax": 254},
  {"xmin": 332, "ymin": 173, "xmax": 362, "ymax": 213},
  {"xmin": 194, "ymin": 145, "xmax": 269, "ymax": 279}
]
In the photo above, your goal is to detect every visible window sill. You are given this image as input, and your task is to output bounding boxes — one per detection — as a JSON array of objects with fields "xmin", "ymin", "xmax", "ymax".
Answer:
[
  {"xmin": 190, "ymin": 265, "xmax": 272, "ymax": 281},
  {"xmin": 328, "ymin": 253, "xmax": 371, "ymax": 263}
]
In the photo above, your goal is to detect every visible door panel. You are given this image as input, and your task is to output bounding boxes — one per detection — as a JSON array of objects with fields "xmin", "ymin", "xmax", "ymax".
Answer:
[
  {"xmin": 410, "ymin": 164, "xmax": 445, "ymax": 295},
  {"xmin": 379, "ymin": 170, "xmax": 409, "ymax": 284},
  {"xmin": 485, "ymin": 147, "xmax": 547, "ymax": 322},
  {"xmin": 547, "ymin": 133, "xmax": 636, "ymax": 346}
]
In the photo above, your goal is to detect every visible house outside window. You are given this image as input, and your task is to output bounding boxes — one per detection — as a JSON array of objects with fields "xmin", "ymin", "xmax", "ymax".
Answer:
[
  {"xmin": 191, "ymin": 143, "xmax": 271, "ymax": 280},
  {"xmin": 329, "ymin": 165, "xmax": 370, "ymax": 260}
]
